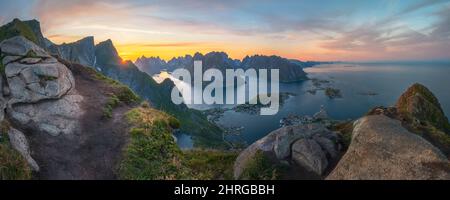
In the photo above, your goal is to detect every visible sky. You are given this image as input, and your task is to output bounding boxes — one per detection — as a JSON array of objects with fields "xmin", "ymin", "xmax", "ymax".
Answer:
[{"xmin": 0, "ymin": 0, "xmax": 450, "ymax": 62}]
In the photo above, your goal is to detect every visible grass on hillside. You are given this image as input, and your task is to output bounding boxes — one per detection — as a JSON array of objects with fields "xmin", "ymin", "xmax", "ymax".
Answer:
[
  {"xmin": 0, "ymin": 121, "xmax": 32, "ymax": 180},
  {"xmin": 118, "ymin": 107, "xmax": 238, "ymax": 180},
  {"xmin": 182, "ymin": 149, "xmax": 238, "ymax": 180},
  {"xmin": 238, "ymin": 150, "xmax": 284, "ymax": 180},
  {"xmin": 118, "ymin": 107, "xmax": 189, "ymax": 179}
]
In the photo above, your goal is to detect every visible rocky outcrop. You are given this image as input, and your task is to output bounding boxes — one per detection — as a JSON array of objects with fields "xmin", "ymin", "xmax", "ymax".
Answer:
[
  {"xmin": 48, "ymin": 36, "xmax": 96, "ymax": 67},
  {"xmin": 0, "ymin": 36, "xmax": 83, "ymax": 136},
  {"xmin": 234, "ymin": 123, "xmax": 339, "ymax": 179},
  {"xmin": 3, "ymin": 37, "xmax": 74, "ymax": 104},
  {"xmin": 7, "ymin": 127, "xmax": 39, "ymax": 171},
  {"xmin": 327, "ymin": 115, "xmax": 450, "ymax": 180},
  {"xmin": 7, "ymin": 94, "xmax": 83, "ymax": 136},
  {"xmin": 396, "ymin": 83, "xmax": 450, "ymax": 132}
]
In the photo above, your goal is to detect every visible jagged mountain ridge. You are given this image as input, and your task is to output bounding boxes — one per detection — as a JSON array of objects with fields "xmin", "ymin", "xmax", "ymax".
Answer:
[{"xmin": 135, "ymin": 51, "xmax": 312, "ymax": 82}]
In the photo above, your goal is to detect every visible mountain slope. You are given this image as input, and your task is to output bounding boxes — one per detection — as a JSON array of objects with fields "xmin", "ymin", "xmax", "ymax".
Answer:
[{"xmin": 94, "ymin": 39, "xmax": 223, "ymax": 148}]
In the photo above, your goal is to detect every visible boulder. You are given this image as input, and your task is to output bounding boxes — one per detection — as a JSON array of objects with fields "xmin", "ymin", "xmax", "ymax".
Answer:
[
  {"xmin": 273, "ymin": 124, "xmax": 336, "ymax": 159},
  {"xmin": 327, "ymin": 115, "xmax": 450, "ymax": 180},
  {"xmin": 291, "ymin": 138, "xmax": 328, "ymax": 175},
  {"xmin": 0, "ymin": 36, "xmax": 49, "ymax": 58},
  {"xmin": 7, "ymin": 94, "xmax": 84, "ymax": 136},
  {"xmin": 234, "ymin": 123, "xmax": 339, "ymax": 179},
  {"xmin": 1, "ymin": 37, "xmax": 75, "ymax": 105},
  {"xmin": 7, "ymin": 127, "xmax": 39, "ymax": 171}
]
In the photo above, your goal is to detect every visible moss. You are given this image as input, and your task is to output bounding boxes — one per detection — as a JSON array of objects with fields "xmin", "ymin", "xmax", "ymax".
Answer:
[
  {"xmin": 239, "ymin": 150, "xmax": 283, "ymax": 180},
  {"xmin": 182, "ymin": 149, "xmax": 238, "ymax": 180},
  {"xmin": 0, "ymin": 121, "xmax": 32, "ymax": 180}
]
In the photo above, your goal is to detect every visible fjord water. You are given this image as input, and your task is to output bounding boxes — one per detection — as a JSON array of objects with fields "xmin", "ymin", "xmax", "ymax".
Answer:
[{"xmin": 162, "ymin": 62, "xmax": 450, "ymax": 146}]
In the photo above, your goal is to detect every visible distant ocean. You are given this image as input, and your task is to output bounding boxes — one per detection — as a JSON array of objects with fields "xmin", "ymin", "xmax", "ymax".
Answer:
[{"xmin": 162, "ymin": 62, "xmax": 450, "ymax": 146}]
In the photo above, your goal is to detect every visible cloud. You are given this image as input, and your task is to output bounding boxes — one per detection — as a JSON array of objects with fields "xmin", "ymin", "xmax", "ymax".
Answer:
[{"xmin": 318, "ymin": 2, "xmax": 450, "ymax": 61}]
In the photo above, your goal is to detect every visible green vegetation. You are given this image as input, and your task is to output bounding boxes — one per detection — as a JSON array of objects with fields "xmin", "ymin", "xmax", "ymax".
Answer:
[
  {"xmin": 86, "ymin": 68, "xmax": 140, "ymax": 118},
  {"xmin": 397, "ymin": 83, "xmax": 450, "ymax": 132},
  {"xmin": 0, "ymin": 18, "xmax": 38, "ymax": 44},
  {"xmin": 332, "ymin": 121, "xmax": 354, "ymax": 150},
  {"xmin": 239, "ymin": 150, "xmax": 283, "ymax": 180},
  {"xmin": 102, "ymin": 95, "xmax": 120, "ymax": 118},
  {"xmin": 395, "ymin": 83, "xmax": 450, "ymax": 155},
  {"xmin": 183, "ymin": 149, "xmax": 238, "ymax": 180},
  {"xmin": 407, "ymin": 120, "xmax": 450, "ymax": 156},
  {"xmin": 119, "ymin": 107, "xmax": 237, "ymax": 180},
  {"xmin": 94, "ymin": 57, "xmax": 224, "ymax": 148},
  {"xmin": 119, "ymin": 107, "xmax": 189, "ymax": 179},
  {"xmin": 0, "ymin": 121, "xmax": 32, "ymax": 180}
]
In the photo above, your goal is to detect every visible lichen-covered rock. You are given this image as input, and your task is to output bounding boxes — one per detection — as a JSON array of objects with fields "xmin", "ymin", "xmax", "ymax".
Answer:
[
  {"xmin": 327, "ymin": 115, "xmax": 450, "ymax": 180},
  {"xmin": 7, "ymin": 127, "xmax": 39, "ymax": 171},
  {"xmin": 396, "ymin": 83, "xmax": 450, "ymax": 132},
  {"xmin": 7, "ymin": 94, "xmax": 84, "ymax": 136}
]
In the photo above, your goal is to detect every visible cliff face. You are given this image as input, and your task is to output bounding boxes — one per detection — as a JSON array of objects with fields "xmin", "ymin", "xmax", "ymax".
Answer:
[{"xmin": 48, "ymin": 36, "xmax": 96, "ymax": 67}]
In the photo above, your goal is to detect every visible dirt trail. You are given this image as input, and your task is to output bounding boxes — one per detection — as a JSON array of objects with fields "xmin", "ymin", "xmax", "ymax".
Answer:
[{"xmin": 26, "ymin": 61, "xmax": 131, "ymax": 180}]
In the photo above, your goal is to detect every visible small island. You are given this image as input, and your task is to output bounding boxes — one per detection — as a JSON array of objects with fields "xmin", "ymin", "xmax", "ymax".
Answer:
[{"xmin": 325, "ymin": 87, "xmax": 342, "ymax": 99}]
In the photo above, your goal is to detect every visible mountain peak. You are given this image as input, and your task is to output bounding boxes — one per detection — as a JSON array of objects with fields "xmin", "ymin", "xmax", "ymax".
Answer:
[
  {"xmin": 396, "ymin": 83, "xmax": 450, "ymax": 131},
  {"xmin": 95, "ymin": 39, "xmax": 122, "ymax": 66}
]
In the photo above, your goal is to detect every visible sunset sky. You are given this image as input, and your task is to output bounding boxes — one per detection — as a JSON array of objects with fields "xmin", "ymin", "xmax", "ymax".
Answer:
[{"xmin": 1, "ymin": 0, "xmax": 449, "ymax": 62}]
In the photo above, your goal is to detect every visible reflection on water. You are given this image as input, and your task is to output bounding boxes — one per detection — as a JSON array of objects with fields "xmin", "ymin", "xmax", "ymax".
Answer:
[
  {"xmin": 174, "ymin": 132, "xmax": 193, "ymax": 149},
  {"xmin": 155, "ymin": 62, "xmax": 450, "ymax": 145}
]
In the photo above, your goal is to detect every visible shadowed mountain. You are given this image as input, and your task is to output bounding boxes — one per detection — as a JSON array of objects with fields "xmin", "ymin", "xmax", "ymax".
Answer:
[
  {"xmin": 241, "ymin": 55, "xmax": 308, "ymax": 82},
  {"xmin": 135, "ymin": 52, "xmax": 310, "ymax": 83},
  {"xmin": 48, "ymin": 36, "xmax": 96, "ymax": 67}
]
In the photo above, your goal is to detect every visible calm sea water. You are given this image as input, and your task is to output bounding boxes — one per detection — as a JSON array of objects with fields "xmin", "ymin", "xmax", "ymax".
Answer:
[{"xmin": 159, "ymin": 62, "xmax": 450, "ymax": 146}]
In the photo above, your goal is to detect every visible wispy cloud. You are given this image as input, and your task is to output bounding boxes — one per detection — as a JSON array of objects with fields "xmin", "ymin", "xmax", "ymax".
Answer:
[{"xmin": 1, "ymin": 0, "xmax": 449, "ymax": 61}]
